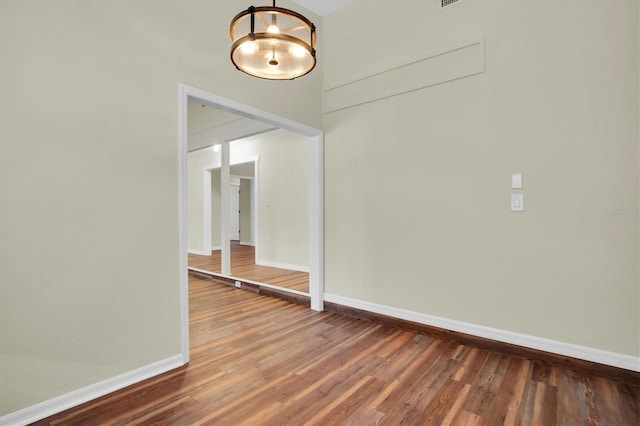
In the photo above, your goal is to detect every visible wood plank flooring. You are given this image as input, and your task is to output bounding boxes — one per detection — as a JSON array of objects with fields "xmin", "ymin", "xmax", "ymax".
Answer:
[
  {"xmin": 34, "ymin": 276, "xmax": 640, "ymax": 425},
  {"xmin": 188, "ymin": 242, "xmax": 309, "ymax": 293}
]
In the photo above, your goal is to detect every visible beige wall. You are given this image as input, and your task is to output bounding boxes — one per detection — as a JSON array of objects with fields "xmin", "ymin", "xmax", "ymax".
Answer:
[
  {"xmin": 188, "ymin": 148, "xmax": 216, "ymax": 253},
  {"xmin": 0, "ymin": 0, "xmax": 321, "ymax": 416},
  {"xmin": 188, "ymin": 149, "xmax": 214, "ymax": 253},
  {"xmin": 323, "ymin": 0, "xmax": 639, "ymax": 357},
  {"xmin": 256, "ymin": 133, "xmax": 309, "ymax": 268}
]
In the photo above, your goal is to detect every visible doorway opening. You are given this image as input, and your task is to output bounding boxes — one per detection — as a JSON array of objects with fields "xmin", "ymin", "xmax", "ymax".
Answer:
[{"xmin": 178, "ymin": 84, "xmax": 324, "ymax": 362}]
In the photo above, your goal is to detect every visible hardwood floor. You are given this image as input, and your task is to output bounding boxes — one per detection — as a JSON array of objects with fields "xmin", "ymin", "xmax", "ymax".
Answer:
[
  {"xmin": 33, "ymin": 276, "xmax": 639, "ymax": 425},
  {"xmin": 188, "ymin": 241, "xmax": 309, "ymax": 293}
]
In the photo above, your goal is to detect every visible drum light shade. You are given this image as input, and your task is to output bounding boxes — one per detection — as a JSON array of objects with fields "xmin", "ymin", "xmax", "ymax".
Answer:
[{"xmin": 230, "ymin": 3, "xmax": 317, "ymax": 80}]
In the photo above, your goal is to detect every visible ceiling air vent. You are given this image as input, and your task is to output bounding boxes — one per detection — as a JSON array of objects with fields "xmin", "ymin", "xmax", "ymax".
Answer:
[{"xmin": 441, "ymin": 0, "xmax": 461, "ymax": 8}]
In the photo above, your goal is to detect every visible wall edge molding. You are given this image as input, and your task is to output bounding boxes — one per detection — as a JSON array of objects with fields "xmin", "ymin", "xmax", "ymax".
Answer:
[
  {"xmin": 0, "ymin": 355, "xmax": 185, "ymax": 426},
  {"xmin": 188, "ymin": 249, "xmax": 210, "ymax": 256},
  {"xmin": 256, "ymin": 259, "xmax": 309, "ymax": 273},
  {"xmin": 323, "ymin": 37, "xmax": 486, "ymax": 113},
  {"xmin": 323, "ymin": 293, "xmax": 640, "ymax": 372}
]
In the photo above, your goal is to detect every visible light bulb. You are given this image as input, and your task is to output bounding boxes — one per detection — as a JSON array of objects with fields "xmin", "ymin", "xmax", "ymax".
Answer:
[
  {"xmin": 267, "ymin": 24, "xmax": 280, "ymax": 34},
  {"xmin": 240, "ymin": 41, "xmax": 257, "ymax": 54},
  {"xmin": 290, "ymin": 44, "xmax": 306, "ymax": 58}
]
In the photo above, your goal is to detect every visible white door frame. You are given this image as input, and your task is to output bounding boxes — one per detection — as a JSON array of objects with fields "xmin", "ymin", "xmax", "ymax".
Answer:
[
  {"xmin": 229, "ymin": 183, "xmax": 240, "ymax": 240},
  {"xmin": 178, "ymin": 84, "xmax": 324, "ymax": 362},
  {"xmin": 234, "ymin": 175, "xmax": 255, "ymax": 247}
]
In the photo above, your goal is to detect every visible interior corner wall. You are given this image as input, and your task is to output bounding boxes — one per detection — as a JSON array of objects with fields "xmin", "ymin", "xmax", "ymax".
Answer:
[
  {"xmin": 0, "ymin": 0, "xmax": 322, "ymax": 417},
  {"xmin": 323, "ymin": 0, "xmax": 639, "ymax": 357}
]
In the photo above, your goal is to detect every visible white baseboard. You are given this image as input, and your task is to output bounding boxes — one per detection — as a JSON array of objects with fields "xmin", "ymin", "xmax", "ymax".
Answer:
[
  {"xmin": 239, "ymin": 241, "xmax": 254, "ymax": 246},
  {"xmin": 256, "ymin": 259, "xmax": 309, "ymax": 273},
  {"xmin": 188, "ymin": 249, "xmax": 210, "ymax": 256},
  {"xmin": 0, "ymin": 355, "xmax": 185, "ymax": 426},
  {"xmin": 324, "ymin": 293, "xmax": 640, "ymax": 372},
  {"xmin": 210, "ymin": 246, "xmax": 221, "ymax": 252}
]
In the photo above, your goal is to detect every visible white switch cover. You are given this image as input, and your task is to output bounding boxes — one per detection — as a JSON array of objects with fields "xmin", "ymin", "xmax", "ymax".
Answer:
[
  {"xmin": 512, "ymin": 174, "xmax": 523, "ymax": 189},
  {"xmin": 511, "ymin": 194, "xmax": 524, "ymax": 212}
]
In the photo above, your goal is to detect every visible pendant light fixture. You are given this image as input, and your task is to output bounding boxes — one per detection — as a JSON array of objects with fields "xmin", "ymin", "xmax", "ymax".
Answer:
[{"xmin": 230, "ymin": 1, "xmax": 317, "ymax": 80}]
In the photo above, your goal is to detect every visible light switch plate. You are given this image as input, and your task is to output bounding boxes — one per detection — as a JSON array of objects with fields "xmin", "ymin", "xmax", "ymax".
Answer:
[
  {"xmin": 512, "ymin": 174, "xmax": 523, "ymax": 189},
  {"xmin": 511, "ymin": 194, "xmax": 524, "ymax": 211}
]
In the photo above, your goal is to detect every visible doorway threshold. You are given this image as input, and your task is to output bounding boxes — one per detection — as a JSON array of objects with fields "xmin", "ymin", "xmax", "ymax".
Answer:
[{"xmin": 188, "ymin": 267, "xmax": 311, "ymax": 307}]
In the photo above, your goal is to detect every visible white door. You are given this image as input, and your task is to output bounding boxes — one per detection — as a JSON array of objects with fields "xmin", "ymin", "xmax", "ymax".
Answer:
[{"xmin": 230, "ymin": 184, "xmax": 240, "ymax": 240}]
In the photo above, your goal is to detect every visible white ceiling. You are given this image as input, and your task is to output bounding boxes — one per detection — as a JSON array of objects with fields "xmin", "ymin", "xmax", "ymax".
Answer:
[{"xmin": 291, "ymin": 0, "xmax": 356, "ymax": 17}]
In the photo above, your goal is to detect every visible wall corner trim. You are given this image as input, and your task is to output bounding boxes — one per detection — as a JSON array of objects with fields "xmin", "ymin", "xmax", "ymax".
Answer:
[
  {"xmin": 0, "ymin": 355, "xmax": 185, "ymax": 426},
  {"xmin": 323, "ymin": 293, "xmax": 640, "ymax": 372}
]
